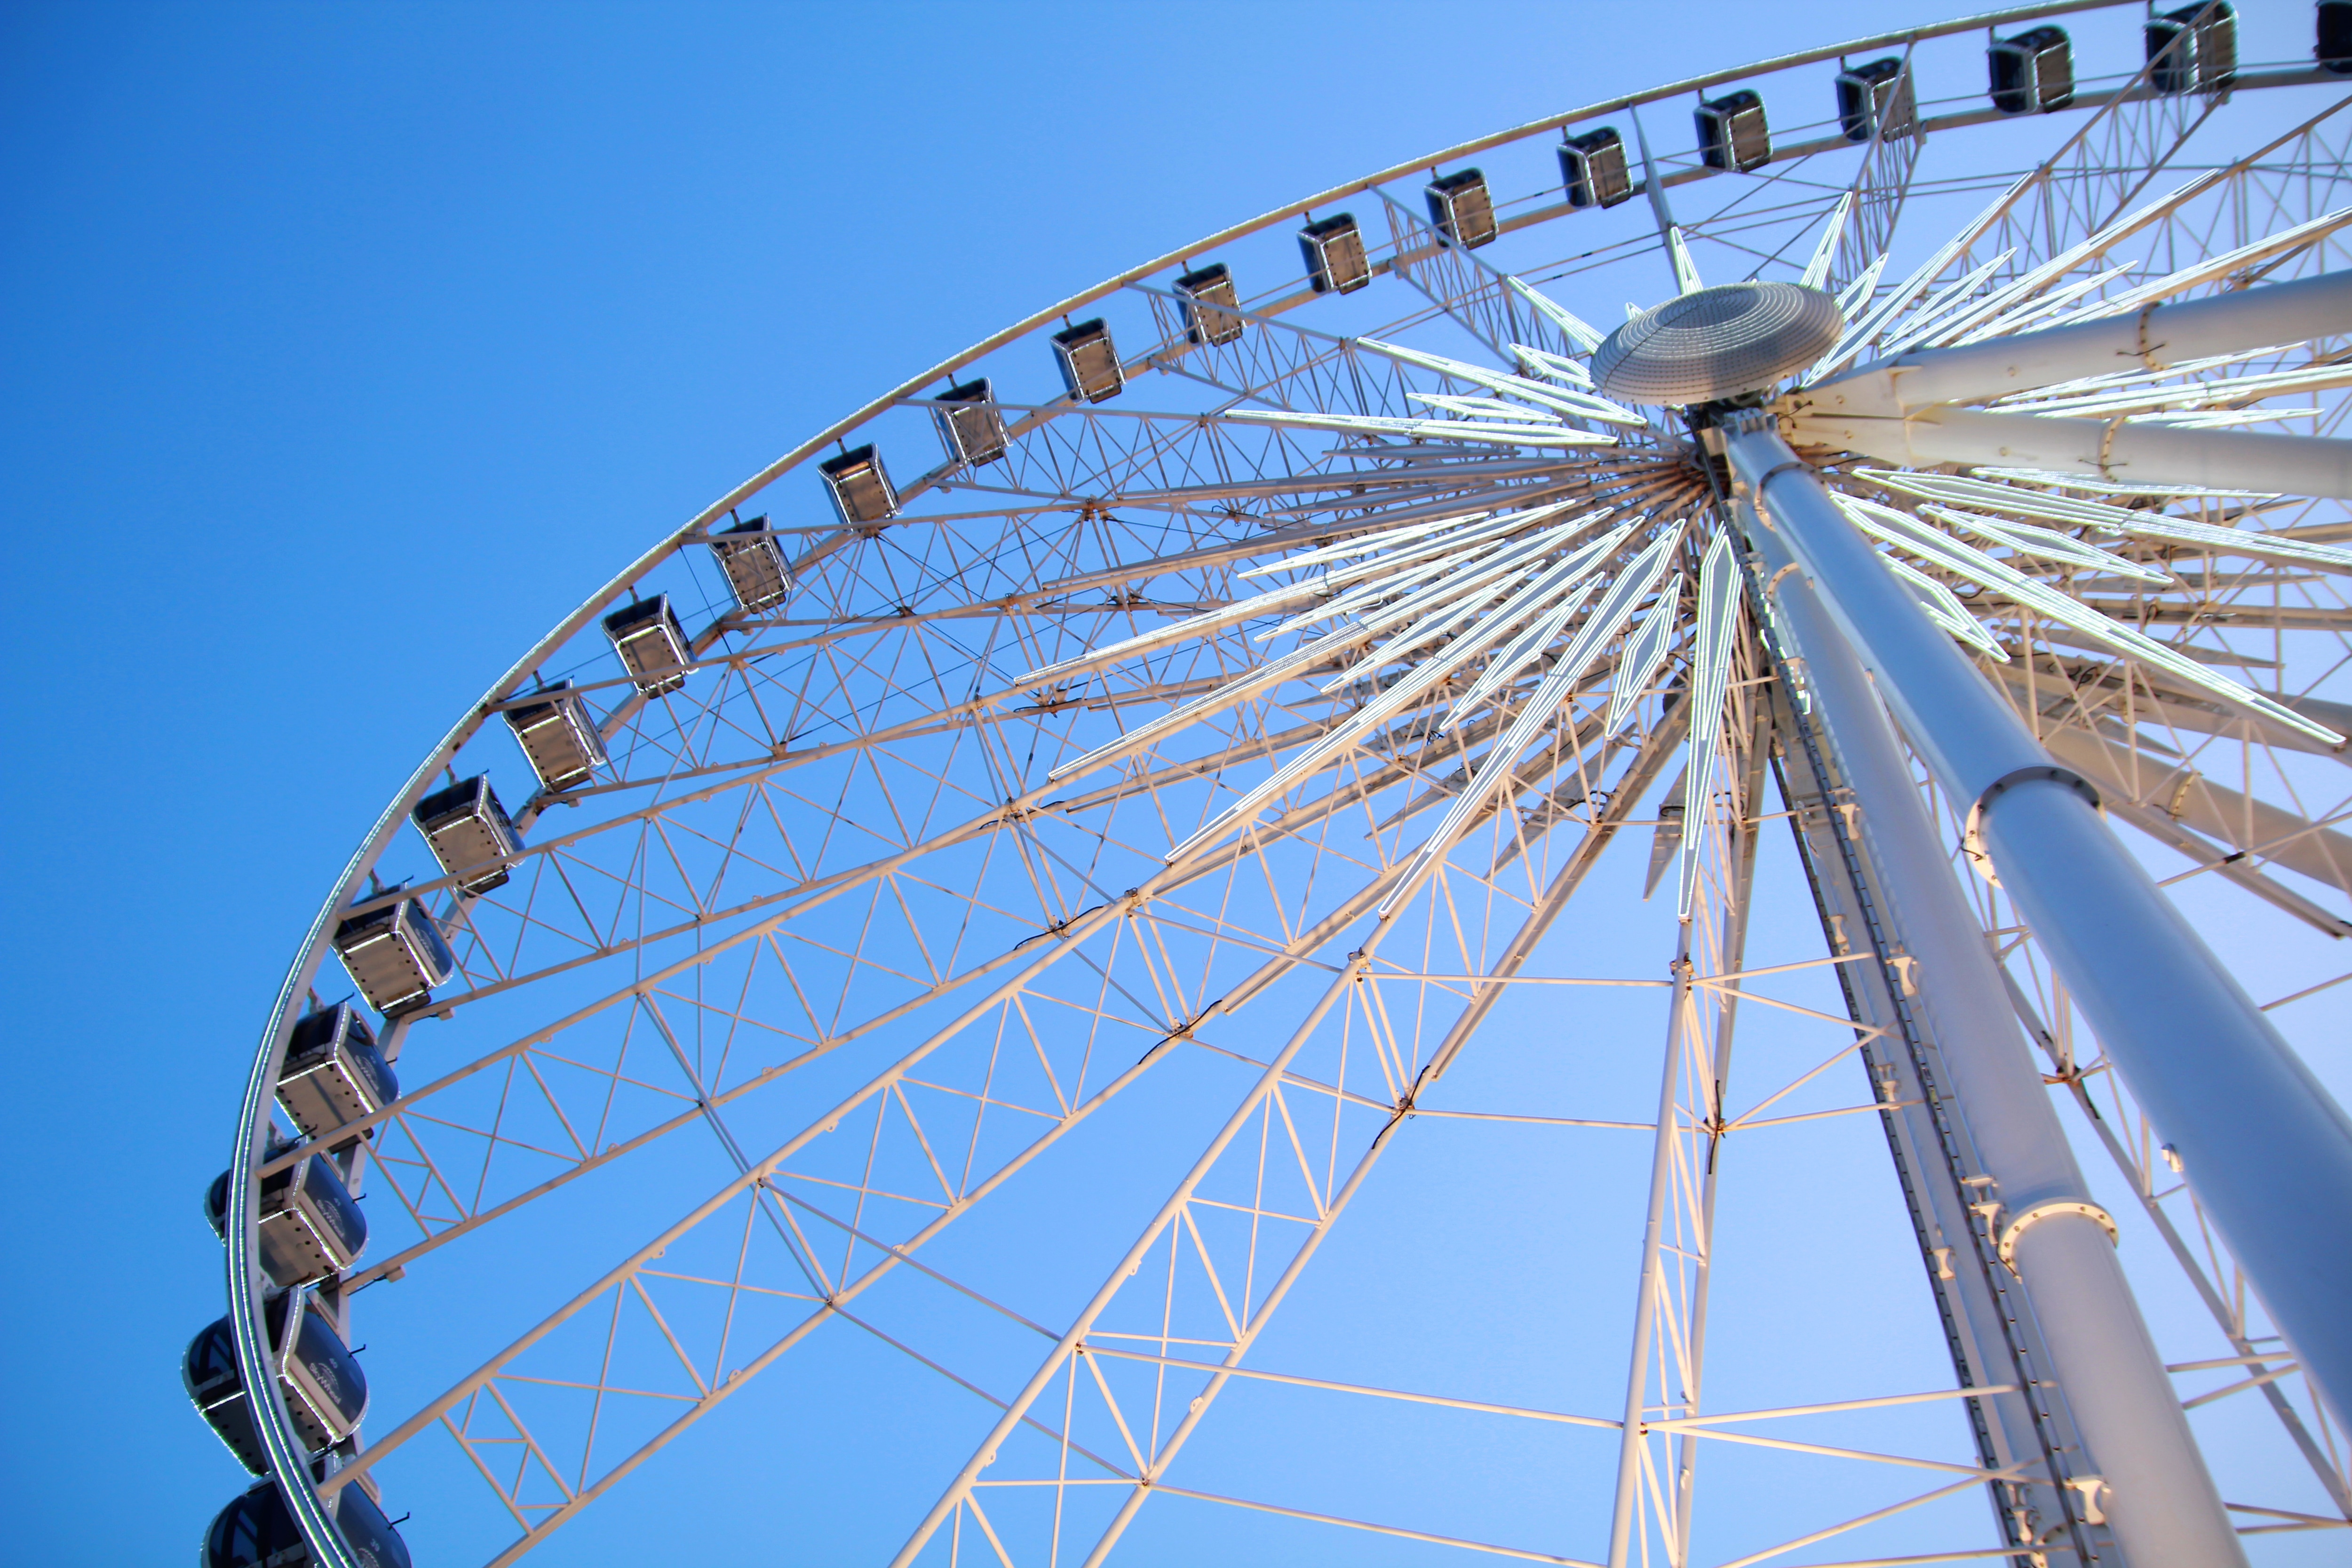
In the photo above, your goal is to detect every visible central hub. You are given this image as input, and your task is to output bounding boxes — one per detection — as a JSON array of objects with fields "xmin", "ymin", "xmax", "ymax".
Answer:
[{"xmin": 1590, "ymin": 281, "xmax": 1844, "ymax": 406}]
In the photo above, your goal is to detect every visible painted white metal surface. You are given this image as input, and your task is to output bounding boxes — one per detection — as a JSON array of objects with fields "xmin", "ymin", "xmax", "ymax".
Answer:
[
  {"xmin": 1727, "ymin": 416, "xmax": 2352, "ymax": 1441},
  {"xmin": 215, "ymin": 14, "xmax": 2352, "ymax": 1564},
  {"xmin": 1747, "ymin": 496, "xmax": 2245, "ymax": 1568},
  {"xmin": 1793, "ymin": 403, "xmax": 2352, "ymax": 498},
  {"xmin": 1794, "ymin": 263, "xmax": 2352, "ymax": 418}
]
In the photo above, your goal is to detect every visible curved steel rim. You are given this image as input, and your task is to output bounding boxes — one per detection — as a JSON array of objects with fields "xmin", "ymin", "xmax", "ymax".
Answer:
[{"xmin": 221, "ymin": 3, "xmax": 2311, "ymax": 1560}]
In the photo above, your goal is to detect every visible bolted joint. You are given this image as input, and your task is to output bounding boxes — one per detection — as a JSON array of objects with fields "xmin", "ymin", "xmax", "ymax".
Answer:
[
  {"xmin": 1997, "ymin": 1199, "xmax": 2121, "ymax": 1274},
  {"xmin": 1962, "ymin": 765, "xmax": 2100, "ymax": 885}
]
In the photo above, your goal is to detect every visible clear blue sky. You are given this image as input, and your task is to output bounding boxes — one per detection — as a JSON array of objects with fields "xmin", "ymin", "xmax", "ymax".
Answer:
[{"xmin": 4, "ymin": 3, "xmax": 2343, "ymax": 1563}]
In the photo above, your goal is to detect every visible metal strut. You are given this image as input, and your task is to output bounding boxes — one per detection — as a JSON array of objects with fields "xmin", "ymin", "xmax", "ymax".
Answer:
[
  {"xmin": 1732, "ymin": 433, "xmax": 2263, "ymax": 1568},
  {"xmin": 1741, "ymin": 539, "xmax": 2104, "ymax": 1568},
  {"xmin": 1725, "ymin": 415, "xmax": 2352, "ymax": 1439}
]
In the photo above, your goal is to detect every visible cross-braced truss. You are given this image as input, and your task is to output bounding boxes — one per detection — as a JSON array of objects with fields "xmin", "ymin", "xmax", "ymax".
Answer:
[{"xmin": 213, "ymin": 12, "xmax": 2352, "ymax": 1568}]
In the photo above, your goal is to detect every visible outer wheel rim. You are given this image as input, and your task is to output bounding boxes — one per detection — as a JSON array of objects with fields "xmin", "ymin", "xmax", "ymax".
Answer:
[{"xmin": 215, "ymin": 11, "xmax": 2352, "ymax": 1566}]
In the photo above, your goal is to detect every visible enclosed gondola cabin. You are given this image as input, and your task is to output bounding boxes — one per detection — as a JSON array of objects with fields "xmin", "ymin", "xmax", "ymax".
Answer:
[
  {"xmin": 183, "ymin": 1314, "xmax": 267, "ymax": 1469},
  {"xmin": 332, "ymin": 894, "xmax": 455, "ymax": 1014},
  {"xmin": 2147, "ymin": 1, "xmax": 2235, "ymax": 95},
  {"xmin": 2325, "ymin": 0, "xmax": 2352, "ymax": 73},
  {"xmin": 203, "ymin": 1482, "xmax": 303, "ymax": 1568},
  {"xmin": 206, "ymin": 1169, "xmax": 233, "ymax": 1236},
  {"xmin": 709, "ymin": 514, "xmax": 793, "ymax": 611},
  {"xmin": 932, "ymin": 377, "xmax": 1009, "ymax": 466},
  {"xmin": 203, "ymin": 1479, "xmax": 412, "ymax": 1568},
  {"xmin": 1298, "ymin": 213, "xmax": 1370, "ymax": 294},
  {"xmin": 1835, "ymin": 57, "xmax": 1915, "ymax": 143},
  {"xmin": 504, "ymin": 680, "xmax": 606, "ymax": 793},
  {"xmin": 1173, "ymin": 264, "xmax": 1244, "ymax": 347},
  {"xmin": 184, "ymin": 1290, "xmax": 369, "ymax": 1469},
  {"xmin": 277, "ymin": 1003, "xmax": 399, "ymax": 1145},
  {"xmin": 412, "ymin": 773, "xmax": 521, "ymax": 895},
  {"xmin": 206, "ymin": 1155, "xmax": 369, "ymax": 1289},
  {"xmin": 1989, "ymin": 25, "xmax": 2073, "ymax": 111},
  {"xmin": 1694, "ymin": 90, "xmax": 1770, "ymax": 172},
  {"xmin": 603, "ymin": 594, "xmax": 692, "ymax": 697},
  {"xmin": 1425, "ymin": 168, "xmax": 1497, "ymax": 248},
  {"xmin": 1559, "ymin": 128, "xmax": 1632, "ymax": 208},
  {"xmin": 1051, "ymin": 318, "xmax": 1124, "ymax": 403},
  {"xmin": 819, "ymin": 443, "xmax": 899, "ymax": 524}
]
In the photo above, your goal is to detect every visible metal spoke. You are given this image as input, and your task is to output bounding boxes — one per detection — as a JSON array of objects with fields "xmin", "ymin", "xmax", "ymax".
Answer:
[{"xmin": 208, "ymin": 24, "xmax": 2352, "ymax": 1568}]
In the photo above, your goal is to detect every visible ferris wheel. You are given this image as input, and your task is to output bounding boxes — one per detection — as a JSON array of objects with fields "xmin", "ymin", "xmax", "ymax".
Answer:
[{"xmin": 191, "ymin": 6, "xmax": 2352, "ymax": 1567}]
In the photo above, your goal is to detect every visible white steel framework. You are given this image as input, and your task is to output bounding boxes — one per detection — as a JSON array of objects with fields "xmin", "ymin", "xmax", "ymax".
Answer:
[{"xmin": 206, "ymin": 9, "xmax": 2352, "ymax": 1568}]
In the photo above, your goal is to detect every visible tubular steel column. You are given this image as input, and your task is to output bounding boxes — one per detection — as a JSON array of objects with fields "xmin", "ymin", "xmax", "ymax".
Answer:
[
  {"xmin": 1756, "ymin": 621, "xmax": 2094, "ymax": 1561},
  {"xmin": 1780, "ymin": 407, "xmax": 2352, "ymax": 499},
  {"xmin": 1742, "ymin": 497, "xmax": 2244, "ymax": 1568},
  {"xmin": 1606, "ymin": 926, "xmax": 1697, "ymax": 1568},
  {"xmin": 1671, "ymin": 701, "xmax": 1772, "ymax": 1556},
  {"xmin": 1785, "ymin": 269, "xmax": 2352, "ymax": 495},
  {"xmin": 1724, "ymin": 414, "xmax": 2352, "ymax": 1442}
]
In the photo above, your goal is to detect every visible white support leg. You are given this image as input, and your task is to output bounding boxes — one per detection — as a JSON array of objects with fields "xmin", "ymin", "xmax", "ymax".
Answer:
[
  {"xmin": 1796, "ymin": 267, "xmax": 2352, "ymax": 414},
  {"xmin": 1783, "ymin": 405, "xmax": 2352, "ymax": 498},
  {"xmin": 1744, "ymin": 498, "xmax": 2244, "ymax": 1568},
  {"xmin": 1785, "ymin": 264, "xmax": 2352, "ymax": 494},
  {"xmin": 1724, "ymin": 415, "xmax": 2352, "ymax": 1452},
  {"xmin": 1607, "ymin": 927, "xmax": 1696, "ymax": 1568}
]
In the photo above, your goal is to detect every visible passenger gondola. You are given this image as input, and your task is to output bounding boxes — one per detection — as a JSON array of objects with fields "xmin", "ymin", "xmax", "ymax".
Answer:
[
  {"xmin": 203, "ymin": 1478, "xmax": 411, "ymax": 1568},
  {"xmin": 1050, "ymin": 318, "xmax": 1124, "ymax": 403},
  {"xmin": 1989, "ymin": 24, "xmax": 2073, "ymax": 111},
  {"xmin": 818, "ymin": 443, "xmax": 900, "ymax": 524},
  {"xmin": 1835, "ymin": 56, "xmax": 1916, "ymax": 142},
  {"xmin": 184, "ymin": 1289, "xmax": 370, "ymax": 1470},
  {"xmin": 1425, "ymin": 168, "xmax": 1497, "ymax": 248},
  {"xmin": 503, "ymin": 679, "xmax": 607, "ymax": 793},
  {"xmin": 277, "ymin": 1003, "xmax": 399, "ymax": 1146},
  {"xmin": 411, "ymin": 773, "xmax": 522, "ymax": 895},
  {"xmin": 205, "ymin": 1153, "xmax": 369, "ymax": 1288},
  {"xmin": 930, "ymin": 377, "xmax": 1010, "ymax": 466},
  {"xmin": 1172, "ymin": 265, "xmax": 1244, "ymax": 347},
  {"xmin": 332, "ymin": 893, "xmax": 459, "ymax": 1020},
  {"xmin": 707, "ymin": 513, "xmax": 795, "ymax": 610},
  {"xmin": 1559, "ymin": 127, "xmax": 1632, "ymax": 209},
  {"xmin": 331, "ymin": 891, "xmax": 456, "ymax": 1014},
  {"xmin": 601, "ymin": 594, "xmax": 693, "ymax": 698},
  {"xmin": 1695, "ymin": 89, "xmax": 1771, "ymax": 172},
  {"xmin": 1298, "ymin": 212, "xmax": 1370, "ymax": 294}
]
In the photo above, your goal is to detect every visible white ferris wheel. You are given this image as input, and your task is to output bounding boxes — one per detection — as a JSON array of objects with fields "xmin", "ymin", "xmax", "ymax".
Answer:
[{"xmin": 191, "ymin": 7, "xmax": 2352, "ymax": 1568}]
